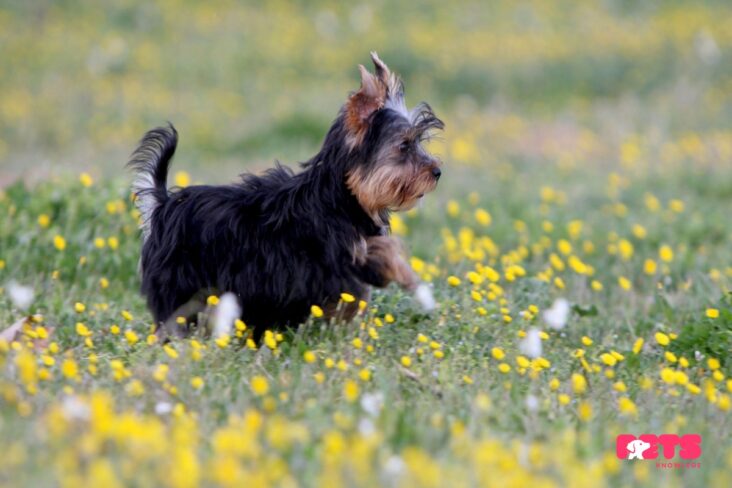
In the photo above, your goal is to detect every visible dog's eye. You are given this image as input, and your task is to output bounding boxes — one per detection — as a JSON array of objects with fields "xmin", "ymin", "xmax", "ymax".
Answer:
[{"xmin": 399, "ymin": 140, "xmax": 410, "ymax": 153}]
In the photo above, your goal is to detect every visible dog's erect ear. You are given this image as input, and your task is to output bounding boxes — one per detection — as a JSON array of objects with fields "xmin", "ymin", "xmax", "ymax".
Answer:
[
  {"xmin": 344, "ymin": 52, "xmax": 406, "ymax": 146},
  {"xmin": 344, "ymin": 63, "xmax": 387, "ymax": 144},
  {"xmin": 371, "ymin": 51, "xmax": 404, "ymax": 105},
  {"xmin": 370, "ymin": 52, "xmax": 390, "ymax": 86},
  {"xmin": 355, "ymin": 64, "xmax": 386, "ymax": 120}
]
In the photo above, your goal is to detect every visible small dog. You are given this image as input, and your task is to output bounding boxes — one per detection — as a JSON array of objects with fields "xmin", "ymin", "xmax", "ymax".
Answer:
[{"xmin": 128, "ymin": 53, "xmax": 443, "ymax": 340}]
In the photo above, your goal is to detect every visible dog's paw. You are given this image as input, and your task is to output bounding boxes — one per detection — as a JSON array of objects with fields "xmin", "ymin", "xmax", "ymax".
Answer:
[
  {"xmin": 213, "ymin": 292, "xmax": 241, "ymax": 338},
  {"xmin": 414, "ymin": 283, "xmax": 436, "ymax": 312}
]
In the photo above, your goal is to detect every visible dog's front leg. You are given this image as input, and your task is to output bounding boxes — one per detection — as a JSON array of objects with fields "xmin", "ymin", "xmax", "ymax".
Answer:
[
  {"xmin": 360, "ymin": 236, "xmax": 436, "ymax": 311},
  {"xmin": 360, "ymin": 235, "xmax": 418, "ymax": 290}
]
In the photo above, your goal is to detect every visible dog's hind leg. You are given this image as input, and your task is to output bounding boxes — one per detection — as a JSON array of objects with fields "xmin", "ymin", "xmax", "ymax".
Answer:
[
  {"xmin": 156, "ymin": 298, "xmax": 206, "ymax": 341},
  {"xmin": 155, "ymin": 288, "xmax": 219, "ymax": 341}
]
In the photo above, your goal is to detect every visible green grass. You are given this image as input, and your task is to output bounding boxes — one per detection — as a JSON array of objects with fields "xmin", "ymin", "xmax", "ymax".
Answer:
[
  {"xmin": 1, "ymin": 159, "xmax": 731, "ymax": 486},
  {"xmin": 2, "ymin": 0, "xmax": 732, "ymax": 486}
]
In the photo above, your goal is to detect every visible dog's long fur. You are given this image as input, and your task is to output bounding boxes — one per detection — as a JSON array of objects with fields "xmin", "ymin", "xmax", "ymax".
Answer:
[{"xmin": 129, "ymin": 53, "xmax": 443, "ymax": 339}]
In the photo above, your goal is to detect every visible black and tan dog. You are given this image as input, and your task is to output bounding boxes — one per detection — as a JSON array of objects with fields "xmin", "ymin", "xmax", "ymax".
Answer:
[{"xmin": 128, "ymin": 53, "xmax": 443, "ymax": 340}]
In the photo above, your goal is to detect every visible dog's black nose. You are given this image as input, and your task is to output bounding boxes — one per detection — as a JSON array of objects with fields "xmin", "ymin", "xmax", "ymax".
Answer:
[{"xmin": 432, "ymin": 167, "xmax": 442, "ymax": 180}]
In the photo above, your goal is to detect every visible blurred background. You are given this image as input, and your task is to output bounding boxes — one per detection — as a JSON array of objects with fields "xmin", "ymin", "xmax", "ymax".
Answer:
[{"xmin": 0, "ymin": 0, "xmax": 730, "ymax": 185}]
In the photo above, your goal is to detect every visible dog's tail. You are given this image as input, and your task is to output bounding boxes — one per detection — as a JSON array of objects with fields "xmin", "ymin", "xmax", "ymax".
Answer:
[{"xmin": 127, "ymin": 124, "xmax": 178, "ymax": 238}]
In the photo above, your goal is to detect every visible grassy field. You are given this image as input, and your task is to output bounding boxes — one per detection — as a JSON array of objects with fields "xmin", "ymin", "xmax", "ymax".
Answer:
[{"xmin": 2, "ymin": 1, "xmax": 732, "ymax": 487}]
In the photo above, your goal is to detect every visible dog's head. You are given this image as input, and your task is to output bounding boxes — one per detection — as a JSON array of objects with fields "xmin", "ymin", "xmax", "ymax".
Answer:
[
  {"xmin": 341, "ymin": 53, "xmax": 444, "ymax": 219},
  {"xmin": 626, "ymin": 439, "xmax": 651, "ymax": 458}
]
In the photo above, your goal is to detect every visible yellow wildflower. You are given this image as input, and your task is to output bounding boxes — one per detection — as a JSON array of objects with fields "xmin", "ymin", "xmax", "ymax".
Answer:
[
  {"xmin": 310, "ymin": 305, "xmax": 324, "ymax": 318},
  {"xmin": 61, "ymin": 359, "xmax": 79, "ymax": 381},
  {"xmin": 124, "ymin": 330, "xmax": 139, "ymax": 345},
  {"xmin": 53, "ymin": 235, "xmax": 66, "ymax": 251},
  {"xmin": 79, "ymin": 172, "xmax": 93, "ymax": 187},
  {"xmin": 338, "ymin": 381, "xmax": 360, "ymax": 407},
  {"xmin": 251, "ymin": 376, "xmax": 269, "ymax": 396},
  {"xmin": 659, "ymin": 245, "xmax": 674, "ymax": 263},
  {"xmin": 75, "ymin": 322, "xmax": 91, "ymax": 337},
  {"xmin": 474, "ymin": 208, "xmax": 492, "ymax": 226},
  {"xmin": 578, "ymin": 401, "xmax": 593, "ymax": 421},
  {"xmin": 37, "ymin": 214, "xmax": 50, "ymax": 228},
  {"xmin": 572, "ymin": 373, "xmax": 587, "ymax": 394},
  {"xmin": 174, "ymin": 171, "xmax": 191, "ymax": 187},
  {"xmin": 655, "ymin": 332, "xmax": 670, "ymax": 346},
  {"xmin": 618, "ymin": 397, "xmax": 637, "ymax": 416}
]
